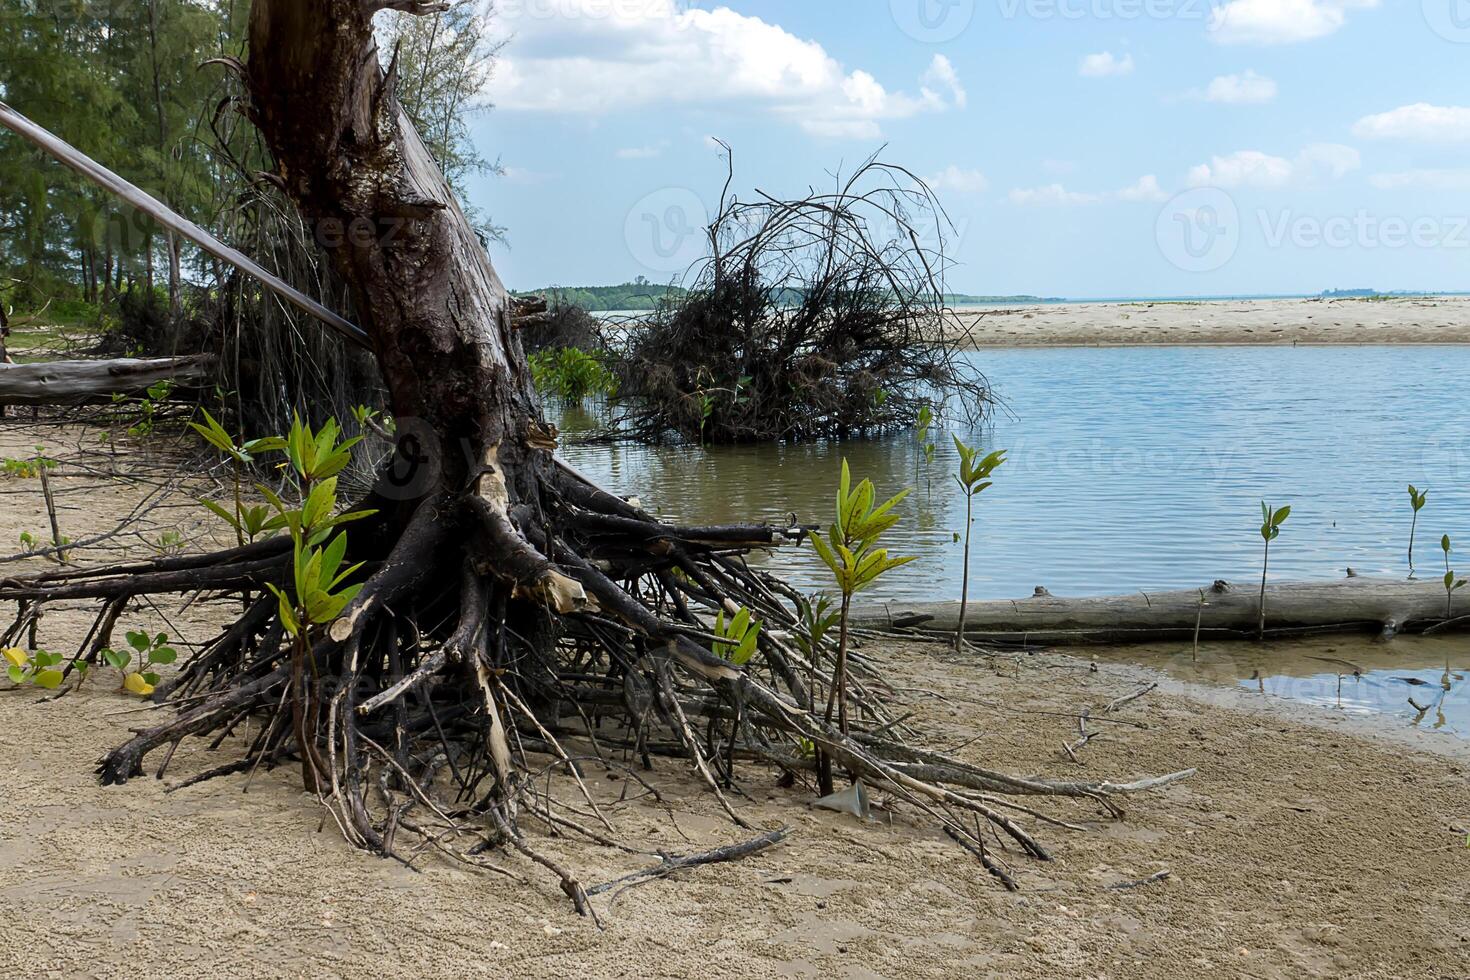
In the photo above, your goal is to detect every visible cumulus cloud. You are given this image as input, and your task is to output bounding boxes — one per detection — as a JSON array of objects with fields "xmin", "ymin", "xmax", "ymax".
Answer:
[
  {"xmin": 1200, "ymin": 70, "xmax": 1278, "ymax": 104},
  {"xmin": 1208, "ymin": 0, "xmax": 1379, "ymax": 45},
  {"xmin": 1009, "ymin": 175, "xmax": 1166, "ymax": 206},
  {"xmin": 1186, "ymin": 144, "xmax": 1360, "ymax": 189},
  {"xmin": 488, "ymin": 1, "xmax": 965, "ymax": 138},
  {"xmin": 1078, "ymin": 52, "xmax": 1135, "ymax": 78},
  {"xmin": 1352, "ymin": 104, "xmax": 1470, "ymax": 142},
  {"xmin": 928, "ymin": 165, "xmax": 989, "ymax": 194}
]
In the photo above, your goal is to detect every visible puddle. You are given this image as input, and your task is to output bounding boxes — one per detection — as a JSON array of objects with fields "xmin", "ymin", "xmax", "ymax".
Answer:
[{"xmin": 1092, "ymin": 634, "xmax": 1470, "ymax": 738}]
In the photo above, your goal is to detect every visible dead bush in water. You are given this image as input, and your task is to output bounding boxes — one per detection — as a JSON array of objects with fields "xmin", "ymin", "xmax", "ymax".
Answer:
[{"xmin": 607, "ymin": 150, "xmax": 988, "ymax": 443}]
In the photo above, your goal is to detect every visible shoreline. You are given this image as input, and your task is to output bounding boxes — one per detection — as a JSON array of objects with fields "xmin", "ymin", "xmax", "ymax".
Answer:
[{"xmin": 951, "ymin": 295, "xmax": 1470, "ymax": 347}]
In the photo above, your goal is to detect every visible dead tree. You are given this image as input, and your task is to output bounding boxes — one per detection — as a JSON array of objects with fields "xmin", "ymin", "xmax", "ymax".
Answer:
[{"xmin": 0, "ymin": 0, "xmax": 1190, "ymax": 905}]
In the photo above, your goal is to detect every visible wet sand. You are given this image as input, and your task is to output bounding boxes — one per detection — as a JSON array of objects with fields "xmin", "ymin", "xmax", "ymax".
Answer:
[{"xmin": 955, "ymin": 295, "xmax": 1470, "ymax": 347}]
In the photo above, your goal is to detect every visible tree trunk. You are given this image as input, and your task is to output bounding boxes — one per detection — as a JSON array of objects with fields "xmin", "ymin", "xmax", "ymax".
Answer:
[
  {"xmin": 0, "ymin": 355, "xmax": 213, "ymax": 406},
  {"xmin": 0, "ymin": 0, "xmax": 1194, "ymax": 904}
]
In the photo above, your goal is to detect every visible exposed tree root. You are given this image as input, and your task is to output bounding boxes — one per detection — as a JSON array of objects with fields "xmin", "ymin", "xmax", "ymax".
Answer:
[{"xmin": 3, "ymin": 459, "xmax": 1194, "ymax": 909}]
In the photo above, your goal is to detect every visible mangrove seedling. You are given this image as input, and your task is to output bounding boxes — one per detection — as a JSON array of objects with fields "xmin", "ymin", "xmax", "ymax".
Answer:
[
  {"xmin": 810, "ymin": 460, "xmax": 916, "ymax": 794},
  {"xmin": 712, "ymin": 606, "xmax": 761, "ymax": 667},
  {"xmin": 1257, "ymin": 502, "xmax": 1291, "ymax": 639},
  {"xmin": 1442, "ymin": 535, "xmax": 1466, "ymax": 620},
  {"xmin": 794, "ymin": 593, "xmax": 839, "ymax": 709},
  {"xmin": 1407, "ymin": 485, "xmax": 1428, "ymax": 578},
  {"xmin": 952, "ymin": 437, "xmax": 1007, "ymax": 650},
  {"xmin": 190, "ymin": 410, "xmax": 287, "ymax": 548},
  {"xmin": 258, "ymin": 417, "xmax": 375, "ymax": 792}
]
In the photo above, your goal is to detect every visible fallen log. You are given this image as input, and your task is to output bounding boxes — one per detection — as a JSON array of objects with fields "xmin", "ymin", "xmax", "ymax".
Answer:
[
  {"xmin": 858, "ymin": 577, "xmax": 1470, "ymax": 645},
  {"xmin": 0, "ymin": 355, "xmax": 213, "ymax": 406}
]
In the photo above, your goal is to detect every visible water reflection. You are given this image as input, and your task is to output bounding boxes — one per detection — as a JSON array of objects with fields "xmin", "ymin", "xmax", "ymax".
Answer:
[
  {"xmin": 1092, "ymin": 634, "xmax": 1470, "ymax": 738},
  {"xmin": 558, "ymin": 346, "xmax": 1470, "ymax": 602}
]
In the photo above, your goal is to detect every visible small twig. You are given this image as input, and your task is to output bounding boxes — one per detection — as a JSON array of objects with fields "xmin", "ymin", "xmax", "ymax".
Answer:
[
  {"xmin": 1108, "ymin": 870, "xmax": 1171, "ymax": 890},
  {"xmin": 588, "ymin": 826, "xmax": 790, "ymax": 896},
  {"xmin": 1105, "ymin": 683, "xmax": 1158, "ymax": 714}
]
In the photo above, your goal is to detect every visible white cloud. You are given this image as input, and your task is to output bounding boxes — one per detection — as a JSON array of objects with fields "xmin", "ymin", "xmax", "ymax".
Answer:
[
  {"xmin": 922, "ymin": 55, "xmax": 967, "ymax": 110},
  {"xmin": 1208, "ymin": 0, "xmax": 1379, "ymax": 45},
  {"xmin": 928, "ymin": 165, "xmax": 989, "ymax": 194},
  {"xmin": 489, "ymin": 2, "xmax": 965, "ymax": 138},
  {"xmin": 1352, "ymin": 103, "xmax": 1470, "ymax": 142},
  {"xmin": 1009, "ymin": 175, "xmax": 1166, "ymax": 206},
  {"xmin": 1201, "ymin": 70, "xmax": 1278, "ymax": 104},
  {"xmin": 1078, "ymin": 52, "xmax": 1134, "ymax": 78},
  {"xmin": 1370, "ymin": 169, "xmax": 1470, "ymax": 191},
  {"xmin": 1187, "ymin": 143, "xmax": 1360, "ymax": 189},
  {"xmin": 1116, "ymin": 175, "xmax": 1169, "ymax": 202}
]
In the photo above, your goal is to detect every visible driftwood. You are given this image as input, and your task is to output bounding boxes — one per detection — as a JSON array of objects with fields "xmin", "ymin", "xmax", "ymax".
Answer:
[
  {"xmin": 0, "ymin": 356, "xmax": 214, "ymax": 406},
  {"xmin": 861, "ymin": 578, "xmax": 1470, "ymax": 645}
]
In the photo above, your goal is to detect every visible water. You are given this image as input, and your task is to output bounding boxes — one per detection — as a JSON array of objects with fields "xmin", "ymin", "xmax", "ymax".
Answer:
[
  {"xmin": 559, "ymin": 345, "xmax": 1470, "ymax": 602},
  {"xmin": 1092, "ymin": 635, "xmax": 1470, "ymax": 739}
]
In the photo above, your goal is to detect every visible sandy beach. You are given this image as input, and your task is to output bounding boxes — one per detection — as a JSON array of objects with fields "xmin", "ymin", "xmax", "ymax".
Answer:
[
  {"xmin": 955, "ymin": 295, "xmax": 1470, "ymax": 347},
  {"xmin": 0, "ymin": 426, "xmax": 1467, "ymax": 978}
]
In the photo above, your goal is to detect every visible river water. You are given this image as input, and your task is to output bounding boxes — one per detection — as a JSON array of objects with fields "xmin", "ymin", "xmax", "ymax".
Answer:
[{"xmin": 560, "ymin": 345, "xmax": 1470, "ymax": 604}]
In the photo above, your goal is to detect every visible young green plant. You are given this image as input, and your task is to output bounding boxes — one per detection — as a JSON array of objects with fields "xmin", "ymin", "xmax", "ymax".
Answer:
[
  {"xmin": 258, "ymin": 416, "xmax": 374, "ymax": 792},
  {"xmin": 4, "ymin": 647, "xmax": 65, "ymax": 691},
  {"xmin": 951, "ymin": 438, "xmax": 1007, "ymax": 650},
  {"xmin": 1407, "ymin": 485, "xmax": 1428, "ymax": 578},
  {"xmin": 1258, "ymin": 501, "xmax": 1291, "ymax": 639},
  {"xmin": 190, "ymin": 409, "xmax": 286, "ymax": 548},
  {"xmin": 100, "ymin": 630, "xmax": 179, "ymax": 697},
  {"xmin": 809, "ymin": 460, "xmax": 916, "ymax": 794},
  {"xmin": 1441, "ymin": 535, "xmax": 1466, "ymax": 620}
]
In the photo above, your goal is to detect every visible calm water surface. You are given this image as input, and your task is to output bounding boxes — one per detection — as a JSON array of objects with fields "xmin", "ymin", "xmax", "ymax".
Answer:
[
  {"xmin": 560, "ymin": 346, "xmax": 1470, "ymax": 602},
  {"xmin": 1095, "ymin": 634, "xmax": 1470, "ymax": 739}
]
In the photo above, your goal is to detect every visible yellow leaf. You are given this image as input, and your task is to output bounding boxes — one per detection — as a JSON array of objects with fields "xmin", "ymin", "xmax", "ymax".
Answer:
[
  {"xmin": 2, "ymin": 648, "xmax": 28, "ymax": 669},
  {"xmin": 123, "ymin": 672, "xmax": 156, "ymax": 697}
]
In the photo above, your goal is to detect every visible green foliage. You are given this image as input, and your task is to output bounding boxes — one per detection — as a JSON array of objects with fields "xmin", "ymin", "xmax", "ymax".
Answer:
[
  {"xmin": 953, "ymin": 438, "xmax": 1007, "ymax": 497},
  {"xmin": 114, "ymin": 381, "xmax": 174, "ymax": 438},
  {"xmin": 257, "ymin": 417, "xmax": 373, "ymax": 638},
  {"xmin": 100, "ymin": 630, "xmax": 178, "ymax": 696},
  {"xmin": 1407, "ymin": 485, "xmax": 1429, "ymax": 576},
  {"xmin": 809, "ymin": 460, "xmax": 917, "ymax": 597},
  {"xmin": 1442, "ymin": 535, "xmax": 1467, "ymax": 618},
  {"xmin": 515, "ymin": 280, "xmax": 686, "ymax": 313},
  {"xmin": 0, "ymin": 447, "xmax": 58, "ymax": 479},
  {"xmin": 530, "ymin": 347, "xmax": 619, "ymax": 407},
  {"xmin": 1257, "ymin": 501, "xmax": 1292, "ymax": 637},
  {"xmin": 712, "ymin": 607, "xmax": 761, "ymax": 667},
  {"xmin": 1260, "ymin": 502, "xmax": 1291, "ymax": 542},
  {"xmin": 190, "ymin": 409, "xmax": 287, "ymax": 546},
  {"xmin": 1409, "ymin": 485, "xmax": 1429, "ymax": 513},
  {"xmin": 4, "ymin": 648, "xmax": 64, "ymax": 691},
  {"xmin": 950, "ymin": 437, "xmax": 1007, "ymax": 648},
  {"xmin": 794, "ymin": 593, "xmax": 839, "ymax": 663}
]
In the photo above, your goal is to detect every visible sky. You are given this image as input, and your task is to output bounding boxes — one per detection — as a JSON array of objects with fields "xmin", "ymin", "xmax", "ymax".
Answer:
[{"xmin": 465, "ymin": 0, "xmax": 1470, "ymax": 298}]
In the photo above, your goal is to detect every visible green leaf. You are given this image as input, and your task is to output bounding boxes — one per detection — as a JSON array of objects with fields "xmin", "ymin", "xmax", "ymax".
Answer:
[
  {"xmin": 148, "ymin": 647, "xmax": 178, "ymax": 666},
  {"xmin": 1272, "ymin": 505, "xmax": 1292, "ymax": 525},
  {"xmin": 199, "ymin": 498, "xmax": 242, "ymax": 530},
  {"xmin": 103, "ymin": 649, "xmax": 130, "ymax": 670},
  {"xmin": 126, "ymin": 631, "xmax": 149, "ymax": 652},
  {"xmin": 33, "ymin": 669, "xmax": 63, "ymax": 690},
  {"xmin": 6, "ymin": 665, "xmax": 25, "ymax": 684},
  {"xmin": 142, "ymin": 672, "xmax": 161, "ymax": 687}
]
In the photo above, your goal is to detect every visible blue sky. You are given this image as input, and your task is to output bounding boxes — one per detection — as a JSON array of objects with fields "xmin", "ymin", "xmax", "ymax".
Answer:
[{"xmin": 467, "ymin": 0, "xmax": 1470, "ymax": 298}]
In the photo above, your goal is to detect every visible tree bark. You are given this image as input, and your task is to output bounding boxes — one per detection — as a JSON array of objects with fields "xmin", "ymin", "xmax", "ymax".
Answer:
[
  {"xmin": 0, "ymin": 355, "xmax": 213, "ymax": 406},
  {"xmin": 859, "ymin": 577, "xmax": 1470, "ymax": 645}
]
